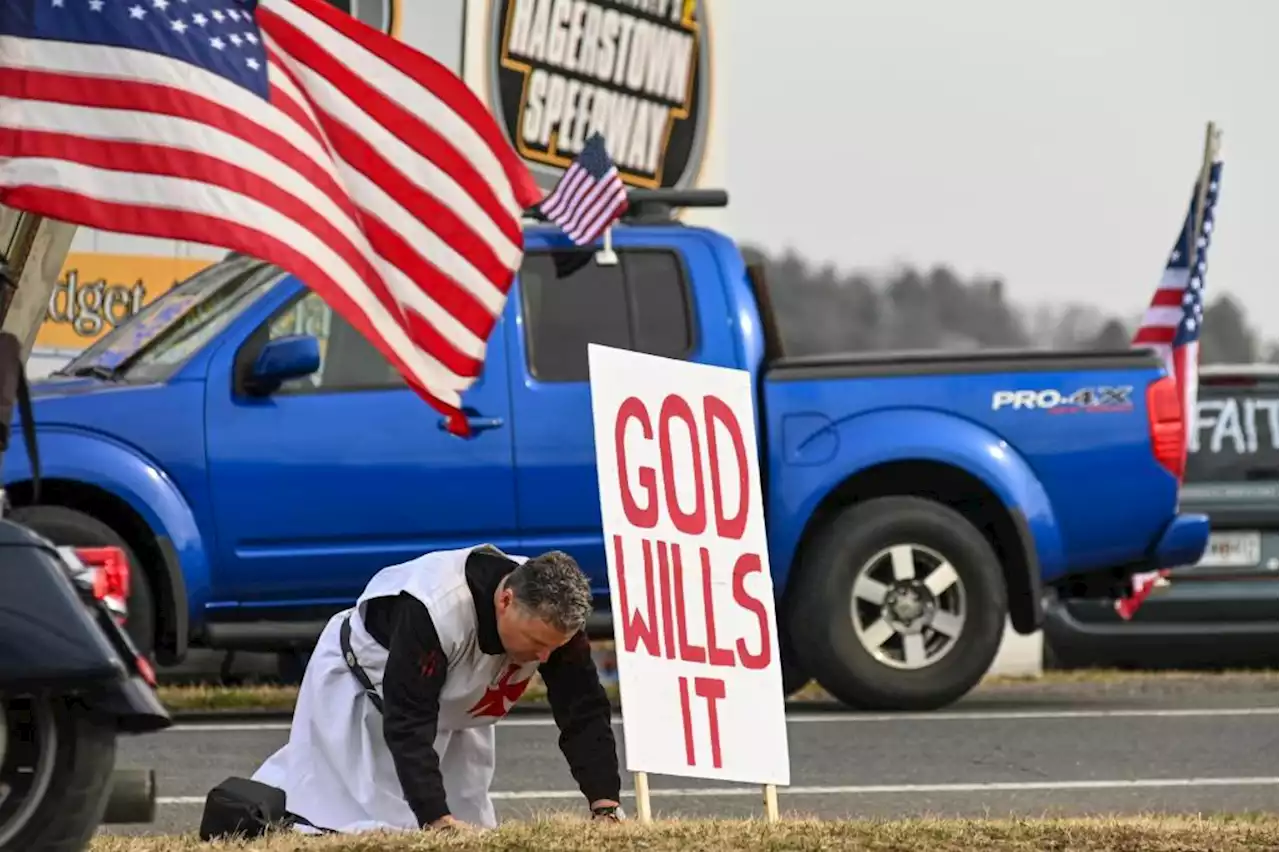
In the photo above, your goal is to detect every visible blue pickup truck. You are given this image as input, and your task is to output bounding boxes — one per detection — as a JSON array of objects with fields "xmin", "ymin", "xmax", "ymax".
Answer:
[{"xmin": 2, "ymin": 192, "xmax": 1209, "ymax": 710}]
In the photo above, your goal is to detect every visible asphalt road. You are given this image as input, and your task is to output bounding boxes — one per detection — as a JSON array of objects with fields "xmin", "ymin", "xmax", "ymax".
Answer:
[{"xmin": 103, "ymin": 677, "xmax": 1279, "ymax": 835}]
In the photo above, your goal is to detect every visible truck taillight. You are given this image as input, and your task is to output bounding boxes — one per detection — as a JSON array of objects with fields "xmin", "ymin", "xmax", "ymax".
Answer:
[
  {"xmin": 1146, "ymin": 376, "xmax": 1185, "ymax": 481},
  {"xmin": 75, "ymin": 546, "xmax": 131, "ymax": 625}
]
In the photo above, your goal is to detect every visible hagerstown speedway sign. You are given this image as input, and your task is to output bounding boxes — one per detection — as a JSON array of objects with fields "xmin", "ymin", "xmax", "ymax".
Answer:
[{"xmin": 490, "ymin": 0, "xmax": 711, "ymax": 189}]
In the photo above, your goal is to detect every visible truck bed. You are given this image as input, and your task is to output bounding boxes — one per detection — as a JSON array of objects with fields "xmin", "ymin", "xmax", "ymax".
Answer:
[
  {"xmin": 759, "ymin": 346, "xmax": 1177, "ymax": 585},
  {"xmin": 766, "ymin": 347, "xmax": 1161, "ymax": 380}
]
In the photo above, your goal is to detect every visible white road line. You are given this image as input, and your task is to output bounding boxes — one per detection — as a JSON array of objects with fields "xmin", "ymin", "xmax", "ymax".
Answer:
[
  {"xmin": 167, "ymin": 706, "xmax": 1279, "ymax": 734},
  {"xmin": 156, "ymin": 776, "xmax": 1280, "ymax": 805}
]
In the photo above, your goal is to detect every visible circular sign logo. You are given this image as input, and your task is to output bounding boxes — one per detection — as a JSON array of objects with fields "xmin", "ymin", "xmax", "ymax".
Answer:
[
  {"xmin": 324, "ymin": 0, "xmax": 400, "ymax": 37},
  {"xmin": 490, "ymin": 0, "xmax": 712, "ymax": 191}
]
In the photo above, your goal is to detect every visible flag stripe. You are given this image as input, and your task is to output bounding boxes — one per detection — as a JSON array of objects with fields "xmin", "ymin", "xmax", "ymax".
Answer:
[
  {"xmin": 0, "ymin": 83, "xmax": 489, "ymax": 372},
  {"xmin": 0, "ymin": 36, "xmax": 333, "ymax": 173},
  {"xmin": 259, "ymin": 0, "xmax": 525, "ymax": 221},
  {"xmin": 268, "ymin": 0, "xmax": 540, "ymax": 209},
  {"xmin": 262, "ymin": 36, "xmax": 524, "ymax": 271},
  {"xmin": 0, "ymin": 156, "xmax": 477, "ymax": 393},
  {"xmin": 0, "ymin": 180, "xmax": 462, "ymax": 418}
]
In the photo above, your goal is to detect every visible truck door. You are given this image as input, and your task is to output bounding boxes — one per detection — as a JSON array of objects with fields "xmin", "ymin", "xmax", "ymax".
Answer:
[
  {"xmin": 204, "ymin": 284, "xmax": 518, "ymax": 611},
  {"xmin": 507, "ymin": 239, "xmax": 731, "ymax": 593}
]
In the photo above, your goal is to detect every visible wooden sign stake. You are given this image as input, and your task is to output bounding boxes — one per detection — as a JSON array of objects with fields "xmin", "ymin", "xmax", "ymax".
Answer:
[
  {"xmin": 762, "ymin": 783, "xmax": 779, "ymax": 822},
  {"xmin": 634, "ymin": 771, "xmax": 652, "ymax": 823}
]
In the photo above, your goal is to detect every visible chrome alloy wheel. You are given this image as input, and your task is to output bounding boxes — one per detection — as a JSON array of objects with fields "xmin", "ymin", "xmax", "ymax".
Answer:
[
  {"xmin": 850, "ymin": 543, "xmax": 967, "ymax": 670},
  {"xmin": 0, "ymin": 697, "xmax": 59, "ymax": 849}
]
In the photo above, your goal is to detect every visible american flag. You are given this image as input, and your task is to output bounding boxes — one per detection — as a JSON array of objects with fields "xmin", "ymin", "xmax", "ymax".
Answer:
[
  {"xmin": 0, "ymin": 0, "xmax": 542, "ymax": 436},
  {"xmin": 536, "ymin": 131, "xmax": 628, "ymax": 245},
  {"xmin": 1118, "ymin": 152, "xmax": 1224, "ymax": 621}
]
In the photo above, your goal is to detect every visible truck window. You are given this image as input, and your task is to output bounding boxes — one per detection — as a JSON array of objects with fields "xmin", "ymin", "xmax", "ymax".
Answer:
[
  {"xmin": 258, "ymin": 291, "xmax": 405, "ymax": 393},
  {"xmin": 1185, "ymin": 380, "xmax": 1279, "ymax": 483},
  {"xmin": 520, "ymin": 249, "xmax": 694, "ymax": 382}
]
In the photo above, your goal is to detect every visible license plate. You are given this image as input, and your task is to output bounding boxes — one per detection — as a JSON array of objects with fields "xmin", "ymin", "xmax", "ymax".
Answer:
[{"xmin": 1197, "ymin": 531, "xmax": 1262, "ymax": 568}]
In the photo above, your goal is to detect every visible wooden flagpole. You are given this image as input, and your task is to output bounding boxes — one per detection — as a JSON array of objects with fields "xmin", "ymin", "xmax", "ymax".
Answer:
[{"xmin": 1189, "ymin": 122, "xmax": 1222, "ymax": 258}]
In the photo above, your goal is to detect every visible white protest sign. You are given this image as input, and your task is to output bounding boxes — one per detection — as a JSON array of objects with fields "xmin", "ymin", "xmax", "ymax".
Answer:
[{"xmin": 588, "ymin": 344, "xmax": 790, "ymax": 787}]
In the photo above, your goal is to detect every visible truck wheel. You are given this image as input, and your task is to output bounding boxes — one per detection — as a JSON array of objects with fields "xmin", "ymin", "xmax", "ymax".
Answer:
[
  {"xmin": 7, "ymin": 505, "xmax": 156, "ymax": 658},
  {"xmin": 778, "ymin": 630, "xmax": 812, "ymax": 696},
  {"xmin": 0, "ymin": 695, "xmax": 118, "ymax": 852},
  {"xmin": 788, "ymin": 496, "xmax": 1007, "ymax": 711}
]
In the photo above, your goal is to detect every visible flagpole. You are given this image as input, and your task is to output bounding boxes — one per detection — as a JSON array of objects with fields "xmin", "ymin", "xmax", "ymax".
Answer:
[{"xmin": 1189, "ymin": 122, "xmax": 1222, "ymax": 260}]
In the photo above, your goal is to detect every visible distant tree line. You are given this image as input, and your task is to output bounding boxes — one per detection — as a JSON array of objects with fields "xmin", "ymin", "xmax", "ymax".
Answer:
[{"xmin": 745, "ymin": 246, "xmax": 1279, "ymax": 365}]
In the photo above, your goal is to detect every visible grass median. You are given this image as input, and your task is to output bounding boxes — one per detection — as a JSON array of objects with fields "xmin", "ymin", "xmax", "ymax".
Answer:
[
  {"xmin": 91, "ymin": 815, "xmax": 1279, "ymax": 852},
  {"xmin": 156, "ymin": 667, "xmax": 1279, "ymax": 715}
]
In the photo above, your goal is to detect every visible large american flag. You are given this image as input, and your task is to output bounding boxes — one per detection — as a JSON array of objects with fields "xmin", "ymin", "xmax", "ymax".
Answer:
[
  {"xmin": 0, "ymin": 0, "xmax": 542, "ymax": 435},
  {"xmin": 1118, "ymin": 153, "xmax": 1224, "ymax": 621},
  {"xmin": 536, "ymin": 131, "xmax": 628, "ymax": 245}
]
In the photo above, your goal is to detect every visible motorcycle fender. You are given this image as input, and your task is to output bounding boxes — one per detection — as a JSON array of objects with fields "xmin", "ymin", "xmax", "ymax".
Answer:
[{"xmin": 0, "ymin": 521, "xmax": 128, "ymax": 692}]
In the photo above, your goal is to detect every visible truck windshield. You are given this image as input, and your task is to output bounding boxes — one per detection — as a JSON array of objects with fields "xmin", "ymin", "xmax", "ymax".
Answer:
[
  {"xmin": 58, "ymin": 255, "xmax": 280, "ymax": 383},
  {"xmin": 1184, "ymin": 379, "xmax": 1279, "ymax": 483}
]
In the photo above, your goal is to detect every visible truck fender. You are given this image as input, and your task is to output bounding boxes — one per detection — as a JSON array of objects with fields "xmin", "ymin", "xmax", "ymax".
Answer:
[
  {"xmin": 771, "ymin": 408, "xmax": 1065, "ymax": 625},
  {"xmin": 2, "ymin": 428, "xmax": 209, "ymax": 659}
]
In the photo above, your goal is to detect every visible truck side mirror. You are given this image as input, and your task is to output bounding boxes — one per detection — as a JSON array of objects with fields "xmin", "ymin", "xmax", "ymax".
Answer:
[{"xmin": 244, "ymin": 335, "xmax": 320, "ymax": 396}]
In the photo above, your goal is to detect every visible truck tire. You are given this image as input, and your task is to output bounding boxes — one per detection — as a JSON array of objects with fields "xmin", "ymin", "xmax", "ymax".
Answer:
[
  {"xmin": 787, "ymin": 496, "xmax": 1007, "ymax": 711},
  {"xmin": 0, "ymin": 695, "xmax": 118, "ymax": 852},
  {"xmin": 6, "ymin": 505, "xmax": 156, "ymax": 659}
]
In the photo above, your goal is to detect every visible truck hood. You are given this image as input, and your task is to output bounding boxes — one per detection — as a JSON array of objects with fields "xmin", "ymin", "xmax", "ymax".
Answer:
[
  {"xmin": 27, "ymin": 375, "xmax": 138, "ymax": 400},
  {"xmin": 22, "ymin": 376, "xmax": 170, "ymax": 427}
]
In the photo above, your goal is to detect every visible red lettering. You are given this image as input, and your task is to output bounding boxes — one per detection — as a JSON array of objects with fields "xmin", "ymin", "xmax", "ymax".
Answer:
[
  {"xmin": 696, "ymin": 677, "xmax": 726, "ymax": 769},
  {"xmin": 703, "ymin": 395, "xmax": 750, "ymax": 540},
  {"xmin": 615, "ymin": 397, "xmax": 657, "ymax": 528},
  {"xmin": 732, "ymin": 552, "xmax": 772, "ymax": 670},
  {"xmin": 671, "ymin": 544, "xmax": 706, "ymax": 663},
  {"xmin": 658, "ymin": 394, "xmax": 707, "ymax": 535},
  {"xmin": 678, "ymin": 676, "xmax": 696, "ymax": 766},
  {"xmin": 657, "ymin": 540, "xmax": 676, "ymax": 659},
  {"xmin": 612, "ymin": 535, "xmax": 659, "ymax": 657},
  {"xmin": 679, "ymin": 676, "xmax": 727, "ymax": 769},
  {"xmin": 700, "ymin": 547, "xmax": 735, "ymax": 667}
]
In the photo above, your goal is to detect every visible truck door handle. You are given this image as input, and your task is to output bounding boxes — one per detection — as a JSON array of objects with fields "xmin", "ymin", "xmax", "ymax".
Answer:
[{"xmin": 439, "ymin": 414, "xmax": 505, "ymax": 433}]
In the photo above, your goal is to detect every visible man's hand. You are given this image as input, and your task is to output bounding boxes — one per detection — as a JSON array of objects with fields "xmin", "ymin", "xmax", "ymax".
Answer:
[{"xmin": 427, "ymin": 814, "xmax": 475, "ymax": 831}]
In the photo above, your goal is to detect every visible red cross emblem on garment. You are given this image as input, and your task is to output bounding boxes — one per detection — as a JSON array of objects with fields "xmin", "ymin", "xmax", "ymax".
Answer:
[{"xmin": 467, "ymin": 663, "xmax": 533, "ymax": 718}]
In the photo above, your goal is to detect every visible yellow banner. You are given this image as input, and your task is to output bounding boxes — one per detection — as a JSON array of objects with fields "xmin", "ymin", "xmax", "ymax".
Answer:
[{"xmin": 35, "ymin": 253, "xmax": 217, "ymax": 351}]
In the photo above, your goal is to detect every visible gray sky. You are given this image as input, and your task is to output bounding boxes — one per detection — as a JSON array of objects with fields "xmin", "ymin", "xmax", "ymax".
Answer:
[{"xmin": 721, "ymin": 0, "xmax": 1278, "ymax": 338}]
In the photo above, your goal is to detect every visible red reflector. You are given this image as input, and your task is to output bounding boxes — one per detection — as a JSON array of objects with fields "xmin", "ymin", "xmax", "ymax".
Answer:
[
  {"xmin": 135, "ymin": 654, "xmax": 157, "ymax": 687},
  {"xmin": 74, "ymin": 546, "xmax": 131, "ymax": 601},
  {"xmin": 1146, "ymin": 376, "xmax": 1186, "ymax": 481}
]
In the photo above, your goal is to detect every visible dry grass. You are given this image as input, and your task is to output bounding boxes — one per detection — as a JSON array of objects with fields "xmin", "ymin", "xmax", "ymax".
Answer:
[
  {"xmin": 157, "ymin": 668, "xmax": 1277, "ymax": 714},
  {"xmin": 90, "ymin": 815, "xmax": 1279, "ymax": 852},
  {"xmin": 981, "ymin": 667, "xmax": 1278, "ymax": 686}
]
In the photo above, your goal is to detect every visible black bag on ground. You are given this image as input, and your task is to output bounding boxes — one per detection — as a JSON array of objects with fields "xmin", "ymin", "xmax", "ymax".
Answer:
[{"xmin": 198, "ymin": 776, "xmax": 292, "ymax": 841}]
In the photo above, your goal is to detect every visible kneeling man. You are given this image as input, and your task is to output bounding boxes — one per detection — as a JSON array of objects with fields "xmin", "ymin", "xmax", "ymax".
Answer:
[{"xmin": 252, "ymin": 545, "xmax": 622, "ymax": 831}]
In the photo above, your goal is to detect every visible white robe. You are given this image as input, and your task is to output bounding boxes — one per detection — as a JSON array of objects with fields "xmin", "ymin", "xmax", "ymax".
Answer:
[{"xmin": 251, "ymin": 545, "xmax": 541, "ymax": 832}]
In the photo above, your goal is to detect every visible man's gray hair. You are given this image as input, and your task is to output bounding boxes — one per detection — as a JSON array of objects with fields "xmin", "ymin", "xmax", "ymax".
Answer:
[{"xmin": 504, "ymin": 550, "xmax": 592, "ymax": 634}]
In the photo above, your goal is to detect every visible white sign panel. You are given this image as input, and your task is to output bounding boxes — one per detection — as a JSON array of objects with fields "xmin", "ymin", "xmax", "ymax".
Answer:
[{"xmin": 588, "ymin": 344, "xmax": 790, "ymax": 786}]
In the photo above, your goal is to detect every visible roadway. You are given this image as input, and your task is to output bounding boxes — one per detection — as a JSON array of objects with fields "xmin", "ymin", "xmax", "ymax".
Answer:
[{"xmin": 101, "ymin": 675, "xmax": 1279, "ymax": 835}]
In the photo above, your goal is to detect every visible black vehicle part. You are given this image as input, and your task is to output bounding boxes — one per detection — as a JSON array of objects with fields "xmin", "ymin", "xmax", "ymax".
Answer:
[
  {"xmin": 0, "ymin": 694, "xmax": 117, "ymax": 852},
  {"xmin": 0, "ymin": 519, "xmax": 171, "ymax": 734},
  {"xmin": 6, "ymin": 504, "xmax": 156, "ymax": 658},
  {"xmin": 787, "ymin": 496, "xmax": 1008, "ymax": 711}
]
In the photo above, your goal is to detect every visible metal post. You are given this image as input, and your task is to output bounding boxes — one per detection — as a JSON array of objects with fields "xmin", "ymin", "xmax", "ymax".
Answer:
[{"xmin": 0, "ymin": 209, "xmax": 79, "ymax": 360}]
